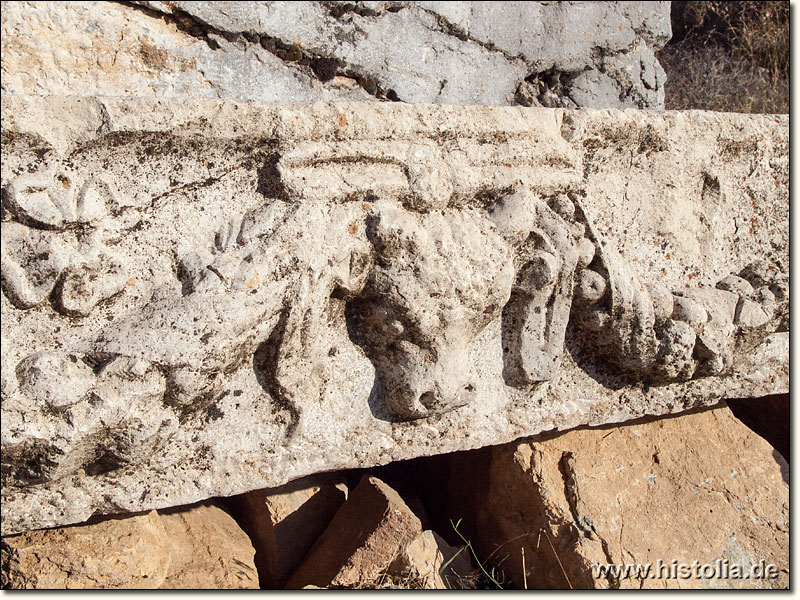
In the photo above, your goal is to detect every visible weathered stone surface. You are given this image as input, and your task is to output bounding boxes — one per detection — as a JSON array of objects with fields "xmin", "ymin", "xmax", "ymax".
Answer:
[
  {"xmin": 1, "ymin": 502, "xmax": 258, "ymax": 589},
  {"xmin": 389, "ymin": 530, "xmax": 447, "ymax": 589},
  {"xmin": 389, "ymin": 529, "xmax": 474, "ymax": 589},
  {"xmin": 0, "ymin": 97, "xmax": 788, "ymax": 535},
  {"xmin": 444, "ymin": 405, "xmax": 789, "ymax": 589},
  {"xmin": 1, "ymin": 1, "xmax": 670, "ymax": 108},
  {"xmin": 230, "ymin": 473, "xmax": 349, "ymax": 588},
  {"xmin": 286, "ymin": 475, "xmax": 421, "ymax": 588}
]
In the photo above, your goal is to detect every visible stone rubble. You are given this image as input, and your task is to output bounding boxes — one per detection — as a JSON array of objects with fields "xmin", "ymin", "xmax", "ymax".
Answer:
[
  {"xmin": 388, "ymin": 529, "xmax": 475, "ymax": 589},
  {"xmin": 286, "ymin": 475, "xmax": 422, "ymax": 588},
  {"xmin": 228, "ymin": 473, "xmax": 349, "ymax": 588},
  {"xmin": 1, "ymin": 502, "xmax": 259, "ymax": 589},
  {"xmin": 441, "ymin": 404, "xmax": 789, "ymax": 589}
]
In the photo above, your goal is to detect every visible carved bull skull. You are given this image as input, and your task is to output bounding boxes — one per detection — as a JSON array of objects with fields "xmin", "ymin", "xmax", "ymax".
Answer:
[{"xmin": 348, "ymin": 202, "xmax": 514, "ymax": 419}]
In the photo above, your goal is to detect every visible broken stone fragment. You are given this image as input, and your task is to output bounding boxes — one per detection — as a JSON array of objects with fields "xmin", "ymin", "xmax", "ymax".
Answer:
[
  {"xmin": 388, "ymin": 530, "xmax": 448, "ymax": 589},
  {"xmin": 734, "ymin": 298, "xmax": 771, "ymax": 329},
  {"xmin": 286, "ymin": 476, "xmax": 422, "ymax": 589},
  {"xmin": 671, "ymin": 294, "xmax": 709, "ymax": 327},
  {"xmin": 442, "ymin": 405, "xmax": 789, "ymax": 589},
  {"xmin": 0, "ymin": 503, "xmax": 258, "ymax": 589},
  {"xmin": 388, "ymin": 529, "xmax": 475, "ymax": 589},
  {"xmin": 229, "ymin": 473, "xmax": 349, "ymax": 588},
  {"xmin": 716, "ymin": 274, "xmax": 755, "ymax": 299}
]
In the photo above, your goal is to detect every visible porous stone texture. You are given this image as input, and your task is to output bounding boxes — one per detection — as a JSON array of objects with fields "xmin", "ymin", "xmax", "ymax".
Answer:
[
  {"xmin": 286, "ymin": 475, "xmax": 422, "ymax": 588},
  {"xmin": 1, "ymin": 1, "xmax": 670, "ymax": 108},
  {"xmin": 229, "ymin": 473, "xmax": 349, "ymax": 588},
  {"xmin": 443, "ymin": 405, "xmax": 789, "ymax": 589},
  {"xmin": 0, "ymin": 502, "xmax": 259, "ymax": 589},
  {"xmin": 0, "ymin": 97, "xmax": 789, "ymax": 535}
]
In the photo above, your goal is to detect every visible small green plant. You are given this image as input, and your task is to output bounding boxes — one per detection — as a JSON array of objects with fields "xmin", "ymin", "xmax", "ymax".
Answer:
[{"xmin": 447, "ymin": 518, "xmax": 504, "ymax": 589}]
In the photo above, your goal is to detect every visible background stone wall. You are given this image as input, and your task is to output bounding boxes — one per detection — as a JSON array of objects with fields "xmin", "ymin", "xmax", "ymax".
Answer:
[{"xmin": 2, "ymin": 1, "xmax": 671, "ymax": 108}]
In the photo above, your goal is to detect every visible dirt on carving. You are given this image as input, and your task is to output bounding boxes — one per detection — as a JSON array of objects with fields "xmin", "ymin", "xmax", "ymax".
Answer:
[{"xmin": 139, "ymin": 42, "xmax": 169, "ymax": 71}]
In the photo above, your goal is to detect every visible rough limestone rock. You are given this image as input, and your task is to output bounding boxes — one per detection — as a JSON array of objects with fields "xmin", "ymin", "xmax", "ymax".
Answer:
[
  {"xmin": 389, "ymin": 529, "xmax": 474, "ymax": 589},
  {"xmin": 1, "ymin": 502, "xmax": 259, "ymax": 589},
  {"xmin": 444, "ymin": 405, "xmax": 789, "ymax": 589},
  {"xmin": 286, "ymin": 475, "xmax": 422, "ymax": 588},
  {"xmin": 0, "ymin": 96, "xmax": 789, "ymax": 535},
  {"xmin": 1, "ymin": 1, "xmax": 670, "ymax": 108},
  {"xmin": 230, "ymin": 473, "xmax": 349, "ymax": 588},
  {"xmin": 388, "ymin": 530, "xmax": 447, "ymax": 589}
]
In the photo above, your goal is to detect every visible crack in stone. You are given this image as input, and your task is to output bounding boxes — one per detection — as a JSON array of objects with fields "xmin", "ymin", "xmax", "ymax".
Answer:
[
  {"xmin": 558, "ymin": 451, "xmax": 620, "ymax": 588},
  {"xmin": 118, "ymin": 1, "xmax": 403, "ymax": 102},
  {"xmin": 322, "ymin": 1, "xmax": 404, "ymax": 20},
  {"xmin": 118, "ymin": 2, "xmax": 657, "ymax": 109},
  {"xmin": 412, "ymin": 6, "xmax": 525, "ymax": 63},
  {"xmin": 516, "ymin": 67, "xmax": 589, "ymax": 108},
  {"xmin": 322, "ymin": 1, "xmax": 532, "ymax": 74},
  {"xmin": 118, "ymin": 1, "xmax": 222, "ymax": 49},
  {"xmin": 94, "ymin": 98, "xmax": 113, "ymax": 137}
]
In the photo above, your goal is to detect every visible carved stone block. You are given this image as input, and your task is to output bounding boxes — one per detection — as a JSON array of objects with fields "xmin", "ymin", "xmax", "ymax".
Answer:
[
  {"xmin": 1, "ymin": 1, "xmax": 670, "ymax": 109},
  {"xmin": 0, "ymin": 96, "xmax": 788, "ymax": 535}
]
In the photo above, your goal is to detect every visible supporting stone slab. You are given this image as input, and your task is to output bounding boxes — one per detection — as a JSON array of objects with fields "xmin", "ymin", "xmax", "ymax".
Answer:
[
  {"xmin": 0, "ymin": 502, "xmax": 259, "ymax": 589},
  {"xmin": 0, "ymin": 96, "xmax": 788, "ymax": 535},
  {"xmin": 230, "ymin": 473, "xmax": 349, "ymax": 588},
  {"xmin": 440, "ymin": 404, "xmax": 789, "ymax": 589},
  {"xmin": 286, "ymin": 475, "xmax": 422, "ymax": 589}
]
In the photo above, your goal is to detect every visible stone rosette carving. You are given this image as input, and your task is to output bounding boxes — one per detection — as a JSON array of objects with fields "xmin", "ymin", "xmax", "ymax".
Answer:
[
  {"xmin": 2, "ymin": 162, "xmax": 128, "ymax": 317},
  {"xmin": 0, "ymin": 97, "xmax": 788, "ymax": 535}
]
